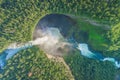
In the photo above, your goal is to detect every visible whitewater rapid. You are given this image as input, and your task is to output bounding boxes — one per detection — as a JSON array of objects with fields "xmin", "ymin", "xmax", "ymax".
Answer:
[
  {"xmin": 77, "ymin": 43, "xmax": 120, "ymax": 68},
  {"xmin": 0, "ymin": 27, "xmax": 120, "ymax": 71}
]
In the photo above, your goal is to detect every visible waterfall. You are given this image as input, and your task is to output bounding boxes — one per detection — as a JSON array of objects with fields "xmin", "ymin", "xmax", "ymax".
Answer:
[
  {"xmin": 0, "ymin": 28, "xmax": 66, "ymax": 70},
  {"xmin": 0, "ymin": 36, "xmax": 49, "ymax": 69},
  {"xmin": 0, "ymin": 27, "xmax": 120, "ymax": 71}
]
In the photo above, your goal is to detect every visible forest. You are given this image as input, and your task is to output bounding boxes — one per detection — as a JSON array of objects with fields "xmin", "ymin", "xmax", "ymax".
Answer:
[{"xmin": 0, "ymin": 0, "xmax": 120, "ymax": 80}]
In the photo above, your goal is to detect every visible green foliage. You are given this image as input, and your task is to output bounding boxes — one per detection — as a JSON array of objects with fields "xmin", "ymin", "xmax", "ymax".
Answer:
[
  {"xmin": 74, "ymin": 17, "xmax": 108, "ymax": 51},
  {"xmin": 1, "ymin": 46, "xmax": 71, "ymax": 80},
  {"xmin": 107, "ymin": 23, "xmax": 120, "ymax": 51},
  {"xmin": 64, "ymin": 51, "xmax": 117, "ymax": 80},
  {"xmin": 0, "ymin": 0, "xmax": 119, "ymax": 51},
  {"xmin": 0, "ymin": 0, "xmax": 50, "ymax": 51},
  {"xmin": 47, "ymin": 0, "xmax": 120, "ymax": 25},
  {"xmin": 0, "ymin": 0, "xmax": 120, "ymax": 80}
]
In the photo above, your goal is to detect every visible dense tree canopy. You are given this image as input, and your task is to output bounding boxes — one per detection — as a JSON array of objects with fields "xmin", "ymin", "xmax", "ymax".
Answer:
[
  {"xmin": 64, "ymin": 51, "xmax": 117, "ymax": 80},
  {"xmin": 0, "ymin": 0, "xmax": 119, "ymax": 51},
  {"xmin": 0, "ymin": 47, "xmax": 72, "ymax": 80},
  {"xmin": 108, "ymin": 23, "xmax": 120, "ymax": 51},
  {"xmin": 0, "ymin": 0, "xmax": 120, "ymax": 80}
]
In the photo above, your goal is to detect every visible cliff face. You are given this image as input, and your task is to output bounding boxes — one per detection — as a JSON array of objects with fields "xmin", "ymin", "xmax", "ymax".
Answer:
[
  {"xmin": 33, "ymin": 14, "xmax": 76, "ymax": 40},
  {"xmin": 32, "ymin": 13, "xmax": 89, "ymax": 57},
  {"xmin": 33, "ymin": 14, "xmax": 76, "ymax": 79},
  {"xmin": 32, "ymin": 13, "xmax": 77, "ymax": 56}
]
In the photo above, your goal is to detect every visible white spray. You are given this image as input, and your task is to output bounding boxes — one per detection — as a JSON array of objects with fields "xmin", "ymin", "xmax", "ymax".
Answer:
[
  {"xmin": 77, "ymin": 43, "xmax": 120, "ymax": 68},
  {"xmin": 0, "ymin": 27, "xmax": 120, "ymax": 70},
  {"xmin": 0, "ymin": 27, "xmax": 71, "ymax": 69}
]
